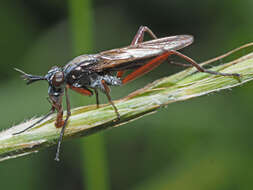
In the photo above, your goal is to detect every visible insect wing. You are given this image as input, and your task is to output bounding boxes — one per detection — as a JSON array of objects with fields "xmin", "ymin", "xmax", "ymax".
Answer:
[
  {"xmin": 93, "ymin": 35, "xmax": 193, "ymax": 71},
  {"xmin": 138, "ymin": 35, "xmax": 193, "ymax": 50}
]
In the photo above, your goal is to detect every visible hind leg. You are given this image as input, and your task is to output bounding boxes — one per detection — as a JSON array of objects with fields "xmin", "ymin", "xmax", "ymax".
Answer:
[
  {"xmin": 122, "ymin": 50, "xmax": 240, "ymax": 85},
  {"xmin": 117, "ymin": 26, "xmax": 158, "ymax": 78}
]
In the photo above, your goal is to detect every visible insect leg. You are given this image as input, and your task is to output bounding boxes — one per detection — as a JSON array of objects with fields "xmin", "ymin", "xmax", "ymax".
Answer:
[
  {"xmin": 169, "ymin": 61, "xmax": 192, "ymax": 67},
  {"xmin": 122, "ymin": 52, "xmax": 170, "ymax": 84},
  {"xmin": 168, "ymin": 50, "xmax": 240, "ymax": 77},
  {"xmin": 13, "ymin": 108, "xmax": 55, "ymax": 135},
  {"xmin": 55, "ymin": 87, "xmax": 71, "ymax": 162},
  {"xmin": 131, "ymin": 26, "xmax": 158, "ymax": 45},
  {"xmin": 69, "ymin": 85, "xmax": 93, "ymax": 96},
  {"xmin": 54, "ymin": 101, "xmax": 64, "ymax": 128},
  {"xmin": 122, "ymin": 50, "xmax": 240, "ymax": 84},
  {"xmin": 94, "ymin": 89, "xmax": 100, "ymax": 108},
  {"xmin": 69, "ymin": 85, "xmax": 99, "ymax": 108},
  {"xmin": 117, "ymin": 26, "xmax": 158, "ymax": 78},
  {"xmin": 101, "ymin": 80, "xmax": 120, "ymax": 120}
]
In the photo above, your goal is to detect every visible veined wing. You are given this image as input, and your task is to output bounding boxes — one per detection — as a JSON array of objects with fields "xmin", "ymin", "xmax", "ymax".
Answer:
[{"xmin": 92, "ymin": 35, "xmax": 193, "ymax": 71}]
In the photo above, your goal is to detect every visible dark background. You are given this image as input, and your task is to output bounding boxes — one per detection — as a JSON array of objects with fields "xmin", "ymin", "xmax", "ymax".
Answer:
[{"xmin": 1, "ymin": 0, "xmax": 253, "ymax": 189}]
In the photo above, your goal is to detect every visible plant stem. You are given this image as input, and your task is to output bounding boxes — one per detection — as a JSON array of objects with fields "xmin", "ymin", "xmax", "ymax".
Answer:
[{"xmin": 1, "ymin": 45, "xmax": 253, "ymax": 162}]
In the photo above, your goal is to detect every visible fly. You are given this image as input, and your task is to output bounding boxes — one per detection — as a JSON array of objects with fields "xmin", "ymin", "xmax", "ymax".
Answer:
[{"xmin": 14, "ymin": 26, "xmax": 240, "ymax": 161}]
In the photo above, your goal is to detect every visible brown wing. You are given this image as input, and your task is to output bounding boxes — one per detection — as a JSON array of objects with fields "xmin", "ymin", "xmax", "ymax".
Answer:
[{"xmin": 92, "ymin": 35, "xmax": 193, "ymax": 72}]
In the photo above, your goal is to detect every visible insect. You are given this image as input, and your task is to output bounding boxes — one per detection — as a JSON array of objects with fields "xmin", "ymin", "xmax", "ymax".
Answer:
[{"xmin": 14, "ymin": 26, "xmax": 240, "ymax": 161}]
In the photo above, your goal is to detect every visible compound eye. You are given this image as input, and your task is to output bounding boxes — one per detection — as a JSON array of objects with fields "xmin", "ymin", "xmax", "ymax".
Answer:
[{"xmin": 52, "ymin": 72, "xmax": 64, "ymax": 86}]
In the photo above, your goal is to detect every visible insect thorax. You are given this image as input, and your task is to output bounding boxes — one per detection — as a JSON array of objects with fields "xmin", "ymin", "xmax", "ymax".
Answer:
[
  {"xmin": 68, "ymin": 71, "xmax": 122, "ymax": 92},
  {"xmin": 90, "ymin": 74, "xmax": 122, "ymax": 91},
  {"xmin": 64, "ymin": 54, "xmax": 122, "ymax": 92}
]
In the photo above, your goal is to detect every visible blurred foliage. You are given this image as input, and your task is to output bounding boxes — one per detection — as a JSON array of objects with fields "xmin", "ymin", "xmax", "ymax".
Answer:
[
  {"xmin": 68, "ymin": 0, "xmax": 110, "ymax": 189},
  {"xmin": 1, "ymin": 0, "xmax": 253, "ymax": 190}
]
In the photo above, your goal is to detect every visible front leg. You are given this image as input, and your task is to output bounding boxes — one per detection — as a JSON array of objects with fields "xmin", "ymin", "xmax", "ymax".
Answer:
[
  {"xmin": 55, "ymin": 87, "xmax": 71, "ymax": 161},
  {"xmin": 53, "ymin": 100, "xmax": 64, "ymax": 128},
  {"xmin": 13, "ymin": 108, "xmax": 55, "ymax": 135}
]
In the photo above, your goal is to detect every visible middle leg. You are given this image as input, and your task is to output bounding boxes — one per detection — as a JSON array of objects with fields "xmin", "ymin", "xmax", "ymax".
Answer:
[
  {"xmin": 101, "ymin": 80, "xmax": 120, "ymax": 120},
  {"xmin": 94, "ymin": 89, "xmax": 99, "ymax": 108}
]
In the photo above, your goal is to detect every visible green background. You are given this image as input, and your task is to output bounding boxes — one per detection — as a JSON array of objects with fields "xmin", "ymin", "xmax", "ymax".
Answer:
[{"xmin": 1, "ymin": 0, "xmax": 253, "ymax": 190}]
